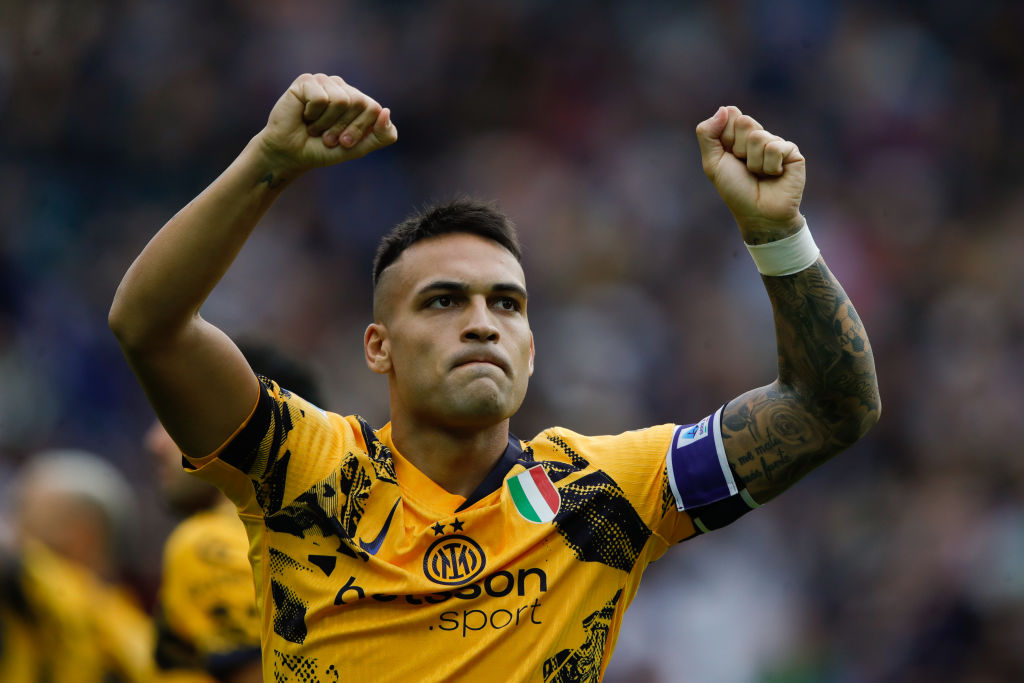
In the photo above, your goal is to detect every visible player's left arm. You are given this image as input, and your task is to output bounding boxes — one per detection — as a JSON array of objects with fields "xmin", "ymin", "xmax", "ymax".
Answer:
[{"xmin": 696, "ymin": 106, "xmax": 881, "ymax": 504}]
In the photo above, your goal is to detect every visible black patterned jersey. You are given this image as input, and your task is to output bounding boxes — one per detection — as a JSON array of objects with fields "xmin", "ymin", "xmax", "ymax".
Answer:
[{"xmin": 185, "ymin": 377, "xmax": 723, "ymax": 682}]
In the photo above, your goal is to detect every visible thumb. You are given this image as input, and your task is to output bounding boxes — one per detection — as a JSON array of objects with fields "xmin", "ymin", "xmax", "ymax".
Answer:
[
  {"xmin": 349, "ymin": 107, "xmax": 398, "ymax": 158},
  {"xmin": 371, "ymin": 107, "xmax": 397, "ymax": 146},
  {"xmin": 695, "ymin": 106, "xmax": 728, "ymax": 174}
]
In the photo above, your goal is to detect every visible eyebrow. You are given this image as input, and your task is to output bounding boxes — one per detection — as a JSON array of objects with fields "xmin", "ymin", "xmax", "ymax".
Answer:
[{"xmin": 416, "ymin": 280, "xmax": 528, "ymax": 299}]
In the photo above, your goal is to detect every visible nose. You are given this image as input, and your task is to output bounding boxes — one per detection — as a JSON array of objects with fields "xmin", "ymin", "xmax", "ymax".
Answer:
[{"xmin": 461, "ymin": 297, "xmax": 499, "ymax": 343}]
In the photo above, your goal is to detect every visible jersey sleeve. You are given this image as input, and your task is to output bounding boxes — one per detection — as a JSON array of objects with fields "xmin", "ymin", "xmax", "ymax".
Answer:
[
  {"xmin": 182, "ymin": 375, "xmax": 356, "ymax": 517},
  {"xmin": 555, "ymin": 408, "xmax": 758, "ymax": 563},
  {"xmin": 543, "ymin": 424, "xmax": 694, "ymax": 553}
]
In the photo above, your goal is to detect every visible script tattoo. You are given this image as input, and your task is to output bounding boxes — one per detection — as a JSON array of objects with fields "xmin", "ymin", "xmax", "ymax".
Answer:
[{"xmin": 721, "ymin": 258, "xmax": 879, "ymax": 502}]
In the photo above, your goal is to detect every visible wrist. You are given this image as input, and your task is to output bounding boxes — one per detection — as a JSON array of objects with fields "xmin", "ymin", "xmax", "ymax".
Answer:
[
  {"xmin": 744, "ymin": 220, "xmax": 819, "ymax": 277},
  {"xmin": 245, "ymin": 133, "xmax": 309, "ymax": 187},
  {"xmin": 735, "ymin": 214, "xmax": 805, "ymax": 245}
]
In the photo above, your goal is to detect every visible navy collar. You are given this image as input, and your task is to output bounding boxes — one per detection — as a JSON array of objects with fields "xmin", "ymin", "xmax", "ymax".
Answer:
[{"xmin": 454, "ymin": 434, "xmax": 525, "ymax": 512}]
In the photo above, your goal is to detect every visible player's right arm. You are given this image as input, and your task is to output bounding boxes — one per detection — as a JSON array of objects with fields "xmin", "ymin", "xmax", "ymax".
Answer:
[{"xmin": 109, "ymin": 73, "xmax": 397, "ymax": 458}]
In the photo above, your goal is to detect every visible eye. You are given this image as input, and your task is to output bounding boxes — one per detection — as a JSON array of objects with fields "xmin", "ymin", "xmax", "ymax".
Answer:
[
  {"xmin": 427, "ymin": 294, "xmax": 455, "ymax": 309},
  {"xmin": 495, "ymin": 297, "xmax": 521, "ymax": 312}
]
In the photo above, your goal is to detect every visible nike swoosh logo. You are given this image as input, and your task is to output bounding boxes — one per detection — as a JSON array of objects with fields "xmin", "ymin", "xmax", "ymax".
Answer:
[{"xmin": 357, "ymin": 498, "xmax": 401, "ymax": 555}]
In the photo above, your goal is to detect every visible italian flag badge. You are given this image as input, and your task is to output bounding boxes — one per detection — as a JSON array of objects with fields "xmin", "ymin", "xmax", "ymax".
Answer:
[{"xmin": 508, "ymin": 466, "xmax": 560, "ymax": 523}]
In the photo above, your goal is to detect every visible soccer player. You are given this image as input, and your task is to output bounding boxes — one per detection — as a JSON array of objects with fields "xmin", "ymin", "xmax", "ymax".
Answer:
[
  {"xmin": 2, "ymin": 450, "xmax": 155, "ymax": 682},
  {"xmin": 150, "ymin": 342, "xmax": 324, "ymax": 683},
  {"xmin": 109, "ymin": 73, "xmax": 880, "ymax": 681}
]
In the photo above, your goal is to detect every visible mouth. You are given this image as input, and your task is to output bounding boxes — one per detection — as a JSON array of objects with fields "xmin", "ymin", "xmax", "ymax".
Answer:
[{"xmin": 451, "ymin": 353, "xmax": 509, "ymax": 374}]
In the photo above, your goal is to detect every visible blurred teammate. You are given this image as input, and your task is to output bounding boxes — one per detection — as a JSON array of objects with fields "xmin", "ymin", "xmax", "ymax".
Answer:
[
  {"xmin": 150, "ymin": 342, "xmax": 323, "ymax": 683},
  {"xmin": 1, "ymin": 450, "xmax": 154, "ymax": 682},
  {"xmin": 110, "ymin": 73, "xmax": 880, "ymax": 681}
]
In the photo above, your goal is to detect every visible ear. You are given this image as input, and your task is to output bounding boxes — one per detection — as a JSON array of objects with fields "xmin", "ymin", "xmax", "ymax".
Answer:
[
  {"xmin": 528, "ymin": 331, "xmax": 535, "ymax": 376},
  {"xmin": 364, "ymin": 323, "xmax": 391, "ymax": 375}
]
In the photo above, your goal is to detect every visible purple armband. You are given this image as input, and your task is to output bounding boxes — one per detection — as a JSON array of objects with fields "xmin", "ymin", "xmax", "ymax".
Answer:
[{"xmin": 666, "ymin": 406, "xmax": 739, "ymax": 510}]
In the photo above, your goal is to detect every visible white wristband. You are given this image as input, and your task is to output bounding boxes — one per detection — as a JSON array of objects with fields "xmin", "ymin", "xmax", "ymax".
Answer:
[{"xmin": 744, "ymin": 222, "xmax": 819, "ymax": 276}]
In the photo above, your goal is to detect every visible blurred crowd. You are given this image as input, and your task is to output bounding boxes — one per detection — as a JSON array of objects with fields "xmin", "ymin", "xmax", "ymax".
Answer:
[{"xmin": 1, "ymin": 0, "xmax": 1022, "ymax": 680}]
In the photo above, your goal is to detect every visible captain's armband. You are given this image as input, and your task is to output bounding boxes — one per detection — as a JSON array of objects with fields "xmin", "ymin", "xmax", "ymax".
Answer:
[{"xmin": 666, "ymin": 406, "xmax": 759, "ymax": 533}]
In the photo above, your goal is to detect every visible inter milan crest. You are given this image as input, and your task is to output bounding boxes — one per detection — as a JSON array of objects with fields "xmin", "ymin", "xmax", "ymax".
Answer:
[
  {"xmin": 508, "ymin": 466, "xmax": 560, "ymax": 523},
  {"xmin": 423, "ymin": 534, "xmax": 486, "ymax": 586}
]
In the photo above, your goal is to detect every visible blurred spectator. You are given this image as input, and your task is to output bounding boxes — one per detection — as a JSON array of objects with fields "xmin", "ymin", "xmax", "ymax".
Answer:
[{"xmin": 1, "ymin": 450, "xmax": 155, "ymax": 682}]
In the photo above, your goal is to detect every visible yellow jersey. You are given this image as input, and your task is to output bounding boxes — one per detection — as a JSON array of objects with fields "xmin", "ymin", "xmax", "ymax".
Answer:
[
  {"xmin": 156, "ymin": 500, "xmax": 261, "ymax": 681},
  {"xmin": 0, "ymin": 541, "xmax": 155, "ymax": 683},
  {"xmin": 186, "ymin": 377, "xmax": 746, "ymax": 682}
]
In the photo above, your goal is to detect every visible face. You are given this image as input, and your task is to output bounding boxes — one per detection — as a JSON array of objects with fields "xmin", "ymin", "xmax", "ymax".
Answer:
[
  {"xmin": 17, "ymin": 480, "xmax": 100, "ymax": 558},
  {"xmin": 146, "ymin": 420, "xmax": 218, "ymax": 515},
  {"xmin": 366, "ymin": 233, "xmax": 534, "ymax": 430}
]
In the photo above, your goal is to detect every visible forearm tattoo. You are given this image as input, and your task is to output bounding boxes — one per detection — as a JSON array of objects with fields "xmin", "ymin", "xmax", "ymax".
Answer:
[
  {"xmin": 258, "ymin": 172, "xmax": 287, "ymax": 189},
  {"xmin": 722, "ymin": 258, "xmax": 880, "ymax": 502}
]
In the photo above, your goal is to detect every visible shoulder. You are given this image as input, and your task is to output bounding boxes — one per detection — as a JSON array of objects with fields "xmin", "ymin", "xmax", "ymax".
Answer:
[
  {"xmin": 256, "ymin": 376, "xmax": 354, "ymax": 436},
  {"xmin": 526, "ymin": 424, "xmax": 677, "ymax": 465},
  {"xmin": 521, "ymin": 424, "xmax": 679, "ymax": 508},
  {"xmin": 206, "ymin": 375, "xmax": 366, "ymax": 472}
]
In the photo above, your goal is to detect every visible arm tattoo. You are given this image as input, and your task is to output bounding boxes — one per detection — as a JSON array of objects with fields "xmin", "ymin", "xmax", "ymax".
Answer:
[
  {"xmin": 722, "ymin": 258, "xmax": 880, "ymax": 502},
  {"xmin": 258, "ymin": 172, "xmax": 286, "ymax": 189}
]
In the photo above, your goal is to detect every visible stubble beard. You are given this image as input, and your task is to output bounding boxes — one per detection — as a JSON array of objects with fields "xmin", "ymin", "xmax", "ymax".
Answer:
[
  {"xmin": 431, "ymin": 371, "xmax": 527, "ymax": 430},
  {"xmin": 441, "ymin": 380, "xmax": 509, "ymax": 428}
]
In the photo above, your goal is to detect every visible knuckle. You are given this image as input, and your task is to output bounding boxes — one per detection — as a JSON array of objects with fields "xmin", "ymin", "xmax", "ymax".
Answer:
[
  {"xmin": 352, "ymin": 92, "xmax": 372, "ymax": 110},
  {"xmin": 773, "ymin": 140, "xmax": 796, "ymax": 158},
  {"xmin": 333, "ymin": 91, "xmax": 352, "ymax": 108},
  {"xmin": 736, "ymin": 115, "xmax": 761, "ymax": 131},
  {"xmin": 748, "ymin": 129, "xmax": 769, "ymax": 143}
]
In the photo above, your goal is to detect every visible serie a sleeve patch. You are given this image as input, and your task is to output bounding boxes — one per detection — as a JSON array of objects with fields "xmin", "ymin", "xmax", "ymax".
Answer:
[{"xmin": 665, "ymin": 406, "xmax": 759, "ymax": 533}]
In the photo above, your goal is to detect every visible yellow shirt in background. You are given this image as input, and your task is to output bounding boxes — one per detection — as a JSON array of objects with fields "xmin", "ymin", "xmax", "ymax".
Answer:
[
  {"xmin": 0, "ymin": 541, "xmax": 154, "ymax": 683},
  {"xmin": 156, "ymin": 498, "xmax": 260, "ymax": 681}
]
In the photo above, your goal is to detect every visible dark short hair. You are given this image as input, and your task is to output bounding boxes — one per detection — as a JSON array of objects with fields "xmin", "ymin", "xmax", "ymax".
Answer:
[
  {"xmin": 237, "ymin": 339, "xmax": 325, "ymax": 407},
  {"xmin": 372, "ymin": 199, "xmax": 522, "ymax": 287}
]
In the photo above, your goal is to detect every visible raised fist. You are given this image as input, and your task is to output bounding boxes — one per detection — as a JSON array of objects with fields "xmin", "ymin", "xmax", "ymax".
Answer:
[
  {"xmin": 257, "ymin": 73, "xmax": 398, "ymax": 173},
  {"xmin": 696, "ymin": 106, "xmax": 805, "ymax": 243}
]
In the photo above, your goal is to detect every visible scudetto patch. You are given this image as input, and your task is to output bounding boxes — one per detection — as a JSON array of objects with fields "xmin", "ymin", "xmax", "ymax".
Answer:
[{"xmin": 508, "ymin": 466, "xmax": 561, "ymax": 523}]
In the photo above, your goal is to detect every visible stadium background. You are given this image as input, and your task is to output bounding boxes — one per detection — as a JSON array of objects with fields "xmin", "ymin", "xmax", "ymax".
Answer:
[{"xmin": 1, "ymin": 0, "xmax": 1022, "ymax": 680}]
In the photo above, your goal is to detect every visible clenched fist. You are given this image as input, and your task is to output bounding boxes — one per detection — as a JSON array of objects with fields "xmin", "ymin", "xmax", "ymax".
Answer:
[
  {"xmin": 257, "ymin": 73, "xmax": 398, "ymax": 174},
  {"xmin": 696, "ymin": 106, "xmax": 805, "ymax": 244}
]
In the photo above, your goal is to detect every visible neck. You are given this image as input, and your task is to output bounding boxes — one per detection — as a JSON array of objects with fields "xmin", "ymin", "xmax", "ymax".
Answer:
[{"xmin": 390, "ymin": 417, "xmax": 510, "ymax": 498}]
